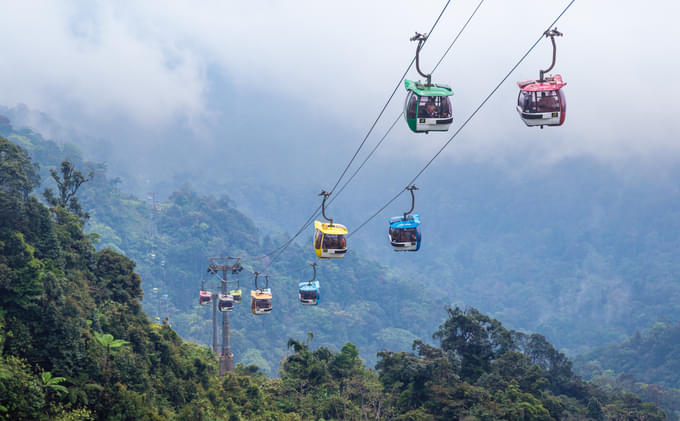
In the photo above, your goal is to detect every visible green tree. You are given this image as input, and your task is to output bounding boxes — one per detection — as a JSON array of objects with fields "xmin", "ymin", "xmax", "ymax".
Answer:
[
  {"xmin": 43, "ymin": 160, "xmax": 93, "ymax": 219},
  {"xmin": 94, "ymin": 331, "xmax": 130, "ymax": 375},
  {"xmin": 0, "ymin": 137, "xmax": 39, "ymax": 201},
  {"xmin": 41, "ymin": 371, "xmax": 68, "ymax": 395}
]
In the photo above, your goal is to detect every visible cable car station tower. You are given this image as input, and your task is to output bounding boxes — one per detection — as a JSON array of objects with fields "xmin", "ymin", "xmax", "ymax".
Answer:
[{"xmin": 207, "ymin": 256, "xmax": 243, "ymax": 378}]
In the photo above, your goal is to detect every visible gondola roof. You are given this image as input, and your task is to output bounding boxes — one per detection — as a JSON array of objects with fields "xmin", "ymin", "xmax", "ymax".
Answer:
[
  {"xmin": 389, "ymin": 214, "xmax": 421, "ymax": 229},
  {"xmin": 517, "ymin": 75, "xmax": 566, "ymax": 92},
  {"xmin": 251, "ymin": 289, "xmax": 272, "ymax": 299},
  {"xmin": 405, "ymin": 79, "xmax": 453, "ymax": 97},
  {"xmin": 314, "ymin": 220, "xmax": 348, "ymax": 235}
]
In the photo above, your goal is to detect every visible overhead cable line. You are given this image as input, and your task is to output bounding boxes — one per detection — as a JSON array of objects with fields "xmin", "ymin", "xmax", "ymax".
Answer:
[
  {"xmin": 432, "ymin": 0, "xmax": 485, "ymax": 73},
  {"xmin": 328, "ymin": 0, "xmax": 452, "ymax": 195},
  {"xmin": 348, "ymin": 0, "xmax": 576, "ymax": 239},
  {"xmin": 326, "ymin": 0, "xmax": 486, "ymax": 212},
  {"xmin": 255, "ymin": 0, "xmax": 454, "ymax": 270}
]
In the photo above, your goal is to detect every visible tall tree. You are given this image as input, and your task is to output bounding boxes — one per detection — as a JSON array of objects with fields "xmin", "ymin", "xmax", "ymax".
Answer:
[
  {"xmin": 43, "ymin": 161, "xmax": 93, "ymax": 220},
  {"xmin": 0, "ymin": 137, "xmax": 40, "ymax": 201}
]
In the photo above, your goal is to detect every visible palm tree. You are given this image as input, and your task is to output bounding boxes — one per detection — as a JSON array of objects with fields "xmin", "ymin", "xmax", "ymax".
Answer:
[
  {"xmin": 41, "ymin": 371, "xmax": 68, "ymax": 394},
  {"xmin": 94, "ymin": 331, "xmax": 130, "ymax": 374}
]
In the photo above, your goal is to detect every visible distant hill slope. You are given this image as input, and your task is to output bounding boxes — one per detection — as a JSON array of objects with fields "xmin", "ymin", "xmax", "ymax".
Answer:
[
  {"xmin": 0, "ymin": 132, "xmax": 668, "ymax": 420},
  {"xmin": 575, "ymin": 321, "xmax": 680, "ymax": 389},
  {"xmin": 574, "ymin": 322, "xmax": 680, "ymax": 420},
  {"xmin": 0, "ymin": 115, "xmax": 448, "ymax": 375}
]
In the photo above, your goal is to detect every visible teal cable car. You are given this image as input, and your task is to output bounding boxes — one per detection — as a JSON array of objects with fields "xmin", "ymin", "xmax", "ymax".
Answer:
[
  {"xmin": 299, "ymin": 263, "xmax": 320, "ymax": 306},
  {"xmin": 389, "ymin": 185, "xmax": 421, "ymax": 251},
  {"xmin": 404, "ymin": 32, "xmax": 453, "ymax": 133}
]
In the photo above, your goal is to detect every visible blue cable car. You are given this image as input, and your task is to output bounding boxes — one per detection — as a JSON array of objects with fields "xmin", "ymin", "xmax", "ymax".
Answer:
[
  {"xmin": 388, "ymin": 185, "xmax": 421, "ymax": 251},
  {"xmin": 299, "ymin": 263, "xmax": 320, "ymax": 306}
]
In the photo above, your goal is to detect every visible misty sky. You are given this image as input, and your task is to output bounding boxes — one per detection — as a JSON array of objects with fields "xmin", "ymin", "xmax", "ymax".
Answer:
[{"xmin": 1, "ymin": 0, "xmax": 679, "ymax": 188}]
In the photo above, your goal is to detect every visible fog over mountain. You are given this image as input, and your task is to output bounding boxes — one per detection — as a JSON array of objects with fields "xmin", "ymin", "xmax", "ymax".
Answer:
[{"xmin": 0, "ymin": 1, "xmax": 678, "ymax": 184}]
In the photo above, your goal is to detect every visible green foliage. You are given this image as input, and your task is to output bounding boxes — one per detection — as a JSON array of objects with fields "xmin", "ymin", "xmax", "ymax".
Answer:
[
  {"xmin": 94, "ymin": 331, "xmax": 130, "ymax": 351},
  {"xmin": 43, "ymin": 160, "xmax": 93, "ymax": 220},
  {"xmin": 0, "ymin": 118, "xmax": 670, "ymax": 420},
  {"xmin": 0, "ymin": 136, "xmax": 39, "ymax": 201},
  {"xmin": 375, "ymin": 306, "xmax": 664, "ymax": 420},
  {"xmin": 0, "ymin": 356, "xmax": 45, "ymax": 420},
  {"xmin": 41, "ymin": 371, "xmax": 68, "ymax": 395},
  {"xmin": 575, "ymin": 321, "xmax": 680, "ymax": 419}
]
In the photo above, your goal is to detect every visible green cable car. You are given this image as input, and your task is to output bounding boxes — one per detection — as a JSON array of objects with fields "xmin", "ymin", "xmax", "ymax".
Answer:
[
  {"xmin": 404, "ymin": 32, "xmax": 454, "ymax": 134},
  {"xmin": 404, "ymin": 80, "xmax": 453, "ymax": 133}
]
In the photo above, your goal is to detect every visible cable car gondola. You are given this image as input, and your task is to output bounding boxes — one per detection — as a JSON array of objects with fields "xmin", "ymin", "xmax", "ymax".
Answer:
[
  {"xmin": 517, "ymin": 28, "xmax": 567, "ymax": 128},
  {"xmin": 229, "ymin": 287, "xmax": 242, "ymax": 304},
  {"xmin": 251, "ymin": 273, "xmax": 272, "ymax": 315},
  {"xmin": 388, "ymin": 185, "xmax": 421, "ymax": 251},
  {"xmin": 218, "ymin": 293, "xmax": 234, "ymax": 312},
  {"xmin": 299, "ymin": 263, "xmax": 320, "ymax": 306},
  {"xmin": 314, "ymin": 190, "xmax": 348, "ymax": 259},
  {"xmin": 404, "ymin": 32, "xmax": 453, "ymax": 134},
  {"xmin": 199, "ymin": 290, "xmax": 212, "ymax": 306},
  {"xmin": 229, "ymin": 273, "xmax": 242, "ymax": 304}
]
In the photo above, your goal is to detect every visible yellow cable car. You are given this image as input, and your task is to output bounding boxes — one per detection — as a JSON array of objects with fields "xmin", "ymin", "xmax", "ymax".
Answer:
[
  {"xmin": 314, "ymin": 221, "xmax": 348, "ymax": 259},
  {"xmin": 250, "ymin": 289, "xmax": 272, "ymax": 315},
  {"xmin": 250, "ymin": 273, "xmax": 272, "ymax": 315},
  {"xmin": 229, "ymin": 288, "xmax": 242, "ymax": 304},
  {"xmin": 313, "ymin": 190, "xmax": 348, "ymax": 259}
]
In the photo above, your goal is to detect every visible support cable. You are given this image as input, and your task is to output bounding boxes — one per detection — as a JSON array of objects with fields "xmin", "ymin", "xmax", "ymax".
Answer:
[{"xmin": 348, "ymin": 0, "xmax": 576, "ymax": 239}]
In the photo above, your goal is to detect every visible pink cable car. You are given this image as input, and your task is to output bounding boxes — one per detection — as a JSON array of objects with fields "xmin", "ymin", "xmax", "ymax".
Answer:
[{"xmin": 516, "ymin": 28, "xmax": 567, "ymax": 128}]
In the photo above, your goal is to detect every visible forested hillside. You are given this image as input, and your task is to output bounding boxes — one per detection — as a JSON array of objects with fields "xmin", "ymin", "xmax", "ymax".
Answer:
[
  {"xmin": 0, "ymin": 138, "xmax": 667, "ymax": 418},
  {"xmin": 0, "ymin": 135, "xmax": 222, "ymax": 419},
  {"xmin": 575, "ymin": 322, "xmax": 680, "ymax": 420},
  {"xmin": 0, "ymin": 116, "xmax": 450, "ymax": 373}
]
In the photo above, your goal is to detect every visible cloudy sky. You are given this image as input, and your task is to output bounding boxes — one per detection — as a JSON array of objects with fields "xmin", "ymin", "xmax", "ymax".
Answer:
[{"xmin": 0, "ymin": 0, "xmax": 678, "ymax": 186}]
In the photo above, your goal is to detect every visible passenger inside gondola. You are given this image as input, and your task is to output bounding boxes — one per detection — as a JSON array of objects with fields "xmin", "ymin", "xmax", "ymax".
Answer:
[
  {"xmin": 415, "ymin": 96, "xmax": 452, "ymax": 119},
  {"xmin": 300, "ymin": 290, "xmax": 317, "ymax": 300},
  {"xmin": 520, "ymin": 91, "xmax": 535, "ymax": 112},
  {"xmin": 323, "ymin": 234, "xmax": 346, "ymax": 249},
  {"xmin": 255, "ymin": 299, "xmax": 271, "ymax": 310},
  {"xmin": 537, "ymin": 91, "xmax": 560, "ymax": 112}
]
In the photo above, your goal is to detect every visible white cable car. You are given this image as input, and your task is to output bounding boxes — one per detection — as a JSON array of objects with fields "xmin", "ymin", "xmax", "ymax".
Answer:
[{"xmin": 218, "ymin": 293, "xmax": 234, "ymax": 312}]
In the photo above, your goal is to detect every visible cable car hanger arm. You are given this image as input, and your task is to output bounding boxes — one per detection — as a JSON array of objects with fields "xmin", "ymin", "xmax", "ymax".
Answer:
[
  {"xmin": 404, "ymin": 185, "xmax": 418, "ymax": 219},
  {"xmin": 309, "ymin": 262, "xmax": 317, "ymax": 285},
  {"xmin": 540, "ymin": 28, "xmax": 562, "ymax": 81},
  {"xmin": 318, "ymin": 190, "xmax": 333, "ymax": 226},
  {"xmin": 411, "ymin": 32, "xmax": 432, "ymax": 85}
]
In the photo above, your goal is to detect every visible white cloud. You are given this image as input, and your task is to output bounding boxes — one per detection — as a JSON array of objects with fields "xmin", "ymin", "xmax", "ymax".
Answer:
[{"xmin": 0, "ymin": 0, "xmax": 678, "ymax": 168}]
